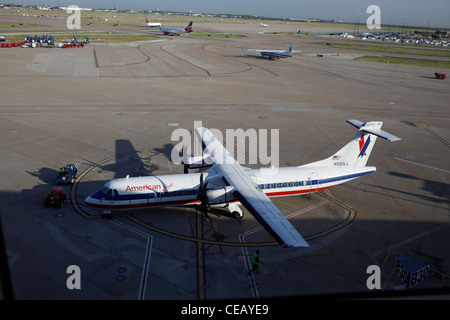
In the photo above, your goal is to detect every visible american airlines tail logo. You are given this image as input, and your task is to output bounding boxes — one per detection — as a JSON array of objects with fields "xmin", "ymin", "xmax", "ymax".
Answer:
[{"xmin": 358, "ymin": 135, "xmax": 370, "ymax": 158}]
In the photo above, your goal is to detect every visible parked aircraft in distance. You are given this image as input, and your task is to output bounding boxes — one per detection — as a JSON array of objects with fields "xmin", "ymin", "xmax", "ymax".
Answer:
[
  {"xmin": 260, "ymin": 22, "xmax": 269, "ymax": 27},
  {"xmin": 145, "ymin": 18, "xmax": 162, "ymax": 28},
  {"xmin": 85, "ymin": 120, "xmax": 400, "ymax": 248},
  {"xmin": 160, "ymin": 21, "xmax": 193, "ymax": 36}
]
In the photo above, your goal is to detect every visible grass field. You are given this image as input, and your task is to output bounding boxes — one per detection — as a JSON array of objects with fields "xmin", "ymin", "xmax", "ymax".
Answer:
[
  {"xmin": 0, "ymin": 21, "xmax": 43, "ymax": 28},
  {"xmin": 355, "ymin": 56, "xmax": 450, "ymax": 69},
  {"xmin": 1, "ymin": 30, "xmax": 244, "ymax": 42},
  {"xmin": 316, "ymin": 42, "xmax": 450, "ymax": 57},
  {"xmin": 190, "ymin": 31, "xmax": 242, "ymax": 38}
]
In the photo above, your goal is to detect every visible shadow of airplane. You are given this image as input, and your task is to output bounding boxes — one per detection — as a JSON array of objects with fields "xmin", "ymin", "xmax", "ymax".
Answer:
[
  {"xmin": 389, "ymin": 171, "xmax": 450, "ymax": 201},
  {"xmin": 26, "ymin": 139, "xmax": 167, "ymax": 186},
  {"xmin": 80, "ymin": 139, "xmax": 164, "ymax": 181}
]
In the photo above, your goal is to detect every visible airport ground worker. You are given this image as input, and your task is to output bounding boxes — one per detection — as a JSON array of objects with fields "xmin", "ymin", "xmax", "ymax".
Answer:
[{"xmin": 249, "ymin": 250, "xmax": 263, "ymax": 274}]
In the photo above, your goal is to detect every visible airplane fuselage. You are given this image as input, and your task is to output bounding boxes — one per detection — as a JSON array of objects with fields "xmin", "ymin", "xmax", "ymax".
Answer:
[
  {"xmin": 160, "ymin": 22, "xmax": 193, "ymax": 36},
  {"xmin": 161, "ymin": 29, "xmax": 185, "ymax": 36},
  {"xmin": 145, "ymin": 18, "xmax": 161, "ymax": 28},
  {"xmin": 85, "ymin": 165, "xmax": 374, "ymax": 210},
  {"xmin": 261, "ymin": 52, "xmax": 291, "ymax": 59}
]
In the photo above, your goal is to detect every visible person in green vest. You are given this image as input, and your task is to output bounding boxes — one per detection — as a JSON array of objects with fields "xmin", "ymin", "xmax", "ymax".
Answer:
[{"xmin": 249, "ymin": 250, "xmax": 263, "ymax": 274}]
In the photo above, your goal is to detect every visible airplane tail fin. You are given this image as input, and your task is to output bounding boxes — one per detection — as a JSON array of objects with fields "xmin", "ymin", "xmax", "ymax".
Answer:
[
  {"xmin": 185, "ymin": 21, "xmax": 193, "ymax": 33},
  {"xmin": 146, "ymin": 18, "xmax": 148, "ymax": 23},
  {"xmin": 302, "ymin": 120, "xmax": 400, "ymax": 168},
  {"xmin": 287, "ymin": 43, "xmax": 294, "ymax": 53}
]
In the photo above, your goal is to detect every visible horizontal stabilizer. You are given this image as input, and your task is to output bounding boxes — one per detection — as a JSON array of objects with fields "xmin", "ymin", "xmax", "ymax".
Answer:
[{"xmin": 347, "ymin": 120, "xmax": 401, "ymax": 141}]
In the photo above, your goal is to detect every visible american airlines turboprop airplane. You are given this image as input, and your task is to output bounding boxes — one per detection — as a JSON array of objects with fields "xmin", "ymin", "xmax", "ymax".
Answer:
[
  {"xmin": 145, "ymin": 18, "xmax": 162, "ymax": 28},
  {"xmin": 248, "ymin": 43, "xmax": 300, "ymax": 59},
  {"xmin": 85, "ymin": 120, "xmax": 400, "ymax": 248},
  {"xmin": 160, "ymin": 21, "xmax": 193, "ymax": 36}
]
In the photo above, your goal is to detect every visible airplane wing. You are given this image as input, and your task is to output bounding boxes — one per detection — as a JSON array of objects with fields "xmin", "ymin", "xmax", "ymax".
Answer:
[{"xmin": 195, "ymin": 127, "xmax": 309, "ymax": 248}]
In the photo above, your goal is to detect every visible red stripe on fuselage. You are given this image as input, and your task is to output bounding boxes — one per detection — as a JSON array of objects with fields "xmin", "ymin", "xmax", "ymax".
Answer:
[{"xmin": 264, "ymin": 185, "xmax": 334, "ymax": 197}]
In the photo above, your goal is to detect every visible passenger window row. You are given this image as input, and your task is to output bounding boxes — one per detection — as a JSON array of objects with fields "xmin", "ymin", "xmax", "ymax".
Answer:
[
  {"xmin": 259, "ymin": 180, "xmax": 317, "ymax": 189},
  {"xmin": 154, "ymin": 189, "xmax": 197, "ymax": 197}
]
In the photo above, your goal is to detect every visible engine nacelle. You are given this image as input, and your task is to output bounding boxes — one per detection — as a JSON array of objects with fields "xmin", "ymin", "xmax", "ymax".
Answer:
[{"xmin": 206, "ymin": 186, "xmax": 236, "ymax": 205}]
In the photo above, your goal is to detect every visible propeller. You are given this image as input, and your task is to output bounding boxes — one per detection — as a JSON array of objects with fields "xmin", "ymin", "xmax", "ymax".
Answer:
[{"xmin": 197, "ymin": 171, "xmax": 209, "ymax": 217}]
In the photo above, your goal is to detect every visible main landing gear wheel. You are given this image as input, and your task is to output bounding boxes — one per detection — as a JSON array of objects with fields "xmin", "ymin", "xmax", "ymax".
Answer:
[
  {"xmin": 227, "ymin": 203, "xmax": 243, "ymax": 219},
  {"xmin": 233, "ymin": 211, "xmax": 244, "ymax": 219}
]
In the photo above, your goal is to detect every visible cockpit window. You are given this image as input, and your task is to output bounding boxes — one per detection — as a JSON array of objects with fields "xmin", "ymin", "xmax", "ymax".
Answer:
[{"xmin": 100, "ymin": 186, "xmax": 108, "ymax": 194}]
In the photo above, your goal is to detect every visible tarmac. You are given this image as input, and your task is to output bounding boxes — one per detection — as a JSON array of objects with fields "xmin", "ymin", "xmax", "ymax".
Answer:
[{"xmin": 0, "ymin": 16, "xmax": 449, "ymax": 301}]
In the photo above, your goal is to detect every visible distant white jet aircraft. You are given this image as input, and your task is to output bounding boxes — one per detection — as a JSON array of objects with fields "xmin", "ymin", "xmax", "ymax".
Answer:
[
  {"xmin": 160, "ymin": 21, "xmax": 193, "ymax": 36},
  {"xmin": 260, "ymin": 22, "xmax": 269, "ymax": 27},
  {"xmin": 145, "ymin": 18, "xmax": 162, "ymax": 28},
  {"xmin": 249, "ymin": 43, "xmax": 300, "ymax": 59},
  {"xmin": 85, "ymin": 120, "xmax": 400, "ymax": 248}
]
